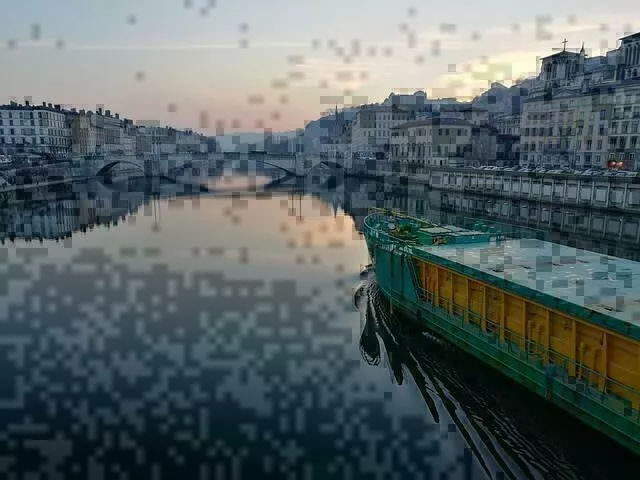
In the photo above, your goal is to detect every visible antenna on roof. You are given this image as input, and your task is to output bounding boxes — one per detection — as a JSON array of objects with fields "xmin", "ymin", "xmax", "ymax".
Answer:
[{"xmin": 562, "ymin": 38, "xmax": 568, "ymax": 51}]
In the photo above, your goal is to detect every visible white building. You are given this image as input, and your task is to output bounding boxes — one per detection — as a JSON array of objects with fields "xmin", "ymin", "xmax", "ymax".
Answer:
[{"xmin": 0, "ymin": 101, "xmax": 71, "ymax": 156}]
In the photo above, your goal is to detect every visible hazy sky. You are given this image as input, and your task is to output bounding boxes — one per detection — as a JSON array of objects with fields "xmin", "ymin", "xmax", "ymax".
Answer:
[{"xmin": 1, "ymin": 0, "xmax": 638, "ymax": 135}]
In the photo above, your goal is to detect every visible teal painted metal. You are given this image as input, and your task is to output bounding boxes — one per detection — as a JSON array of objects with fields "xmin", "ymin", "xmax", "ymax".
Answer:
[
  {"xmin": 364, "ymin": 210, "xmax": 640, "ymax": 456},
  {"xmin": 365, "ymin": 210, "xmax": 640, "ymax": 343}
]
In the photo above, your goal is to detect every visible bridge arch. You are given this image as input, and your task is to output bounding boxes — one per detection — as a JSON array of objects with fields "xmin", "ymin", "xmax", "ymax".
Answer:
[
  {"xmin": 95, "ymin": 160, "xmax": 145, "ymax": 177},
  {"xmin": 257, "ymin": 159, "xmax": 301, "ymax": 177},
  {"xmin": 319, "ymin": 160, "xmax": 344, "ymax": 170}
]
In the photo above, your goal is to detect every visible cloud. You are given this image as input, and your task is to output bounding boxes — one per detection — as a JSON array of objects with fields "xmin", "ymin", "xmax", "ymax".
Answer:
[{"xmin": 2, "ymin": 41, "xmax": 310, "ymax": 52}]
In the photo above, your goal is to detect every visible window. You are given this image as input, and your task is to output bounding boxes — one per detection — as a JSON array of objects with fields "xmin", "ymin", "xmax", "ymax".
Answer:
[{"xmin": 597, "ymin": 139, "xmax": 603, "ymax": 150}]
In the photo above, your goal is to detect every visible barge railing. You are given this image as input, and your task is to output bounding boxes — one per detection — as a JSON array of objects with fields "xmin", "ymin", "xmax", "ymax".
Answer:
[{"xmin": 412, "ymin": 292, "xmax": 640, "ymax": 425}]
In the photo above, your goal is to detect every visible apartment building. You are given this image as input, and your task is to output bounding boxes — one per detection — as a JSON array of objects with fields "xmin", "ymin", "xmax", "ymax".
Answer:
[
  {"xmin": 493, "ymin": 114, "xmax": 520, "ymax": 136},
  {"xmin": 520, "ymin": 89, "xmax": 610, "ymax": 168},
  {"xmin": 69, "ymin": 111, "xmax": 97, "ymax": 154},
  {"xmin": 0, "ymin": 101, "xmax": 71, "ymax": 156},
  {"xmin": 135, "ymin": 125, "xmax": 206, "ymax": 155},
  {"xmin": 607, "ymin": 81, "xmax": 640, "ymax": 168},
  {"xmin": 521, "ymin": 81, "xmax": 640, "ymax": 169},
  {"xmin": 390, "ymin": 117, "xmax": 497, "ymax": 169},
  {"xmin": 618, "ymin": 32, "xmax": 640, "ymax": 81},
  {"xmin": 350, "ymin": 105, "xmax": 412, "ymax": 159}
]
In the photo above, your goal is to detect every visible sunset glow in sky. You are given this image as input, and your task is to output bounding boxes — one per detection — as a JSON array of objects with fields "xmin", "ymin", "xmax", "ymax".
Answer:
[{"xmin": 1, "ymin": 0, "xmax": 638, "ymax": 135}]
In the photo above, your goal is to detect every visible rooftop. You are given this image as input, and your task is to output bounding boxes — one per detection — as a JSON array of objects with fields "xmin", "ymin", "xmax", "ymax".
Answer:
[
  {"xmin": 620, "ymin": 31, "xmax": 640, "ymax": 41},
  {"xmin": 392, "ymin": 117, "xmax": 474, "ymax": 129},
  {"xmin": 439, "ymin": 104, "xmax": 488, "ymax": 113},
  {"xmin": 415, "ymin": 238, "xmax": 640, "ymax": 327},
  {"xmin": 541, "ymin": 50, "xmax": 583, "ymax": 60}
]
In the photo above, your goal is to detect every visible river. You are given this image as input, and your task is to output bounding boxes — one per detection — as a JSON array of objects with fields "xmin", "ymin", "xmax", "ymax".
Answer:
[{"xmin": 0, "ymin": 171, "xmax": 639, "ymax": 479}]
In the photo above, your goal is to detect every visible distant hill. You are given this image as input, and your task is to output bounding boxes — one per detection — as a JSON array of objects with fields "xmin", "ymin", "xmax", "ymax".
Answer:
[
  {"xmin": 472, "ymin": 81, "xmax": 532, "ymax": 117},
  {"xmin": 303, "ymin": 109, "xmax": 359, "ymax": 153}
]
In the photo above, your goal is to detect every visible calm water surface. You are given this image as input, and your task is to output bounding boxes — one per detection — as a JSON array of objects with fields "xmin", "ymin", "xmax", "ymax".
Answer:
[{"xmin": 1, "ymin": 174, "xmax": 639, "ymax": 479}]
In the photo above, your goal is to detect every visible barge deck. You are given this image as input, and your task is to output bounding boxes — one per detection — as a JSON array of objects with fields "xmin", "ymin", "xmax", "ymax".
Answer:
[{"xmin": 363, "ymin": 208, "xmax": 640, "ymax": 455}]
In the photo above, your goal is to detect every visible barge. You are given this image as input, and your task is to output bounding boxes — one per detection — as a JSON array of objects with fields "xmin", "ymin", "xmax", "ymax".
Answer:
[{"xmin": 363, "ymin": 208, "xmax": 640, "ymax": 454}]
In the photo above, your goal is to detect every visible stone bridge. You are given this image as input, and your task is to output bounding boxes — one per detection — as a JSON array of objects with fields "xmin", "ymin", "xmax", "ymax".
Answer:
[
  {"xmin": 0, "ymin": 152, "xmax": 345, "ymax": 191},
  {"xmin": 79, "ymin": 152, "xmax": 341, "ymax": 178}
]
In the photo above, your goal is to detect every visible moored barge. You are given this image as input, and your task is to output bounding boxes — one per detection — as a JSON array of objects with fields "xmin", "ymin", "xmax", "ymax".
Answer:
[{"xmin": 363, "ymin": 208, "xmax": 640, "ymax": 454}]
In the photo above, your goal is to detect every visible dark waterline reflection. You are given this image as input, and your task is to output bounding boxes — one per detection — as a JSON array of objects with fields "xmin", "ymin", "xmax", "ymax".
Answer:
[{"xmin": 0, "ymin": 174, "xmax": 639, "ymax": 479}]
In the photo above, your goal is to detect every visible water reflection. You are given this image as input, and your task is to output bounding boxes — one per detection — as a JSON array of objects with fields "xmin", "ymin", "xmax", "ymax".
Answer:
[
  {"xmin": 1, "ymin": 173, "xmax": 640, "ymax": 478},
  {"xmin": 358, "ymin": 279, "xmax": 640, "ymax": 480}
]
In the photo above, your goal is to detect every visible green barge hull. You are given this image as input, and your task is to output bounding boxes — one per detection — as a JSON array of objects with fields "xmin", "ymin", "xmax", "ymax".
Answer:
[{"xmin": 363, "ymin": 208, "xmax": 640, "ymax": 455}]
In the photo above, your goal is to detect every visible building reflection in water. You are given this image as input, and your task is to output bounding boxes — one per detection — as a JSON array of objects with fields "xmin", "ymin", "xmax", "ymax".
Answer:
[
  {"xmin": 3, "ymin": 175, "xmax": 640, "ymax": 263},
  {"xmin": 0, "ymin": 180, "xmax": 147, "ymax": 244},
  {"xmin": 336, "ymin": 178, "xmax": 640, "ymax": 262}
]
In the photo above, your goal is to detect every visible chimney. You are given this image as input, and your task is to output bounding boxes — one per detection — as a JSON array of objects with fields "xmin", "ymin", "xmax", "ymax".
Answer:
[
  {"xmin": 54, "ymin": 104, "xmax": 61, "ymax": 110},
  {"xmin": 42, "ymin": 101, "xmax": 46, "ymax": 107},
  {"xmin": 97, "ymin": 107, "xmax": 103, "ymax": 115},
  {"xmin": 48, "ymin": 103, "xmax": 52, "ymax": 108},
  {"xmin": 105, "ymin": 110, "xmax": 111, "ymax": 117},
  {"xmin": 25, "ymin": 100, "xmax": 30, "ymax": 107},
  {"xmin": 115, "ymin": 113, "xmax": 120, "ymax": 119}
]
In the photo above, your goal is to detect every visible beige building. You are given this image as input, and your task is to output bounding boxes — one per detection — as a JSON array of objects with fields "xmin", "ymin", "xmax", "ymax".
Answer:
[
  {"xmin": 390, "ymin": 117, "xmax": 496, "ymax": 169},
  {"xmin": 94, "ymin": 110, "xmax": 136, "ymax": 156},
  {"xmin": 69, "ymin": 112, "xmax": 97, "ymax": 154},
  {"xmin": 135, "ymin": 125, "xmax": 206, "ymax": 155},
  {"xmin": 521, "ymin": 80, "xmax": 640, "ymax": 169},
  {"xmin": 350, "ymin": 105, "xmax": 412, "ymax": 159},
  {"xmin": 520, "ymin": 90, "xmax": 610, "ymax": 168}
]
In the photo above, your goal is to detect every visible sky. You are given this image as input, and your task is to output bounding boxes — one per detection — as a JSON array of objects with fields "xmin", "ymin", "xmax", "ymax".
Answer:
[{"xmin": 1, "ymin": 0, "xmax": 638, "ymax": 135}]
